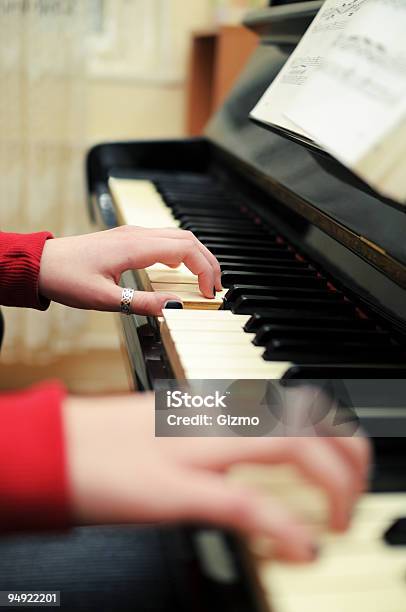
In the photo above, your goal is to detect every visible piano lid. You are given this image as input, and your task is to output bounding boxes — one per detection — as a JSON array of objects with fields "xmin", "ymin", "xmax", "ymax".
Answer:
[{"xmin": 205, "ymin": 3, "xmax": 406, "ymax": 286}]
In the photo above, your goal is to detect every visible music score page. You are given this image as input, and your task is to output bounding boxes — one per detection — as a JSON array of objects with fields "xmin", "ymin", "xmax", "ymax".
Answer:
[
  {"xmin": 286, "ymin": 0, "xmax": 406, "ymax": 203},
  {"xmin": 250, "ymin": 0, "xmax": 368, "ymax": 137}
]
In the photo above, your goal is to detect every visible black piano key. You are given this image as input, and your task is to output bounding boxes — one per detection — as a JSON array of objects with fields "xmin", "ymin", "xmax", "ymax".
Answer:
[
  {"xmin": 197, "ymin": 236, "xmax": 278, "ymax": 247},
  {"xmin": 162, "ymin": 192, "xmax": 234, "ymax": 204},
  {"xmin": 254, "ymin": 325, "xmax": 393, "ymax": 347},
  {"xmin": 157, "ymin": 184, "xmax": 221, "ymax": 195},
  {"xmin": 283, "ymin": 364, "xmax": 406, "ymax": 379},
  {"xmin": 217, "ymin": 255, "xmax": 298, "ymax": 265},
  {"xmin": 183, "ymin": 224, "xmax": 269, "ymax": 235},
  {"xmin": 158, "ymin": 182, "xmax": 216, "ymax": 189},
  {"xmin": 156, "ymin": 176, "xmax": 215, "ymax": 187},
  {"xmin": 174, "ymin": 208, "xmax": 239, "ymax": 220},
  {"xmin": 272, "ymin": 351, "xmax": 405, "ymax": 364},
  {"xmin": 232, "ymin": 295, "xmax": 356, "ymax": 315},
  {"xmin": 205, "ymin": 244, "xmax": 292, "ymax": 258},
  {"xmin": 223, "ymin": 285, "xmax": 339, "ymax": 306},
  {"xmin": 220, "ymin": 262, "xmax": 312, "ymax": 273},
  {"xmin": 160, "ymin": 187, "xmax": 232, "ymax": 197},
  {"xmin": 244, "ymin": 312, "xmax": 367, "ymax": 333},
  {"xmin": 191, "ymin": 229, "xmax": 271, "ymax": 240},
  {"xmin": 182, "ymin": 218, "xmax": 260, "ymax": 230},
  {"xmin": 221, "ymin": 271, "xmax": 322, "ymax": 288},
  {"xmin": 263, "ymin": 339, "xmax": 404, "ymax": 363},
  {"xmin": 169, "ymin": 203, "xmax": 237, "ymax": 213}
]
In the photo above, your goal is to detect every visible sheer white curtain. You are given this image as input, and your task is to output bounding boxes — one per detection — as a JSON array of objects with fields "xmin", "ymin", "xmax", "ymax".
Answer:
[
  {"xmin": 0, "ymin": 0, "xmax": 212, "ymax": 364},
  {"xmin": 0, "ymin": 1, "xmax": 89, "ymax": 363},
  {"xmin": 88, "ymin": 0, "xmax": 212, "ymax": 81}
]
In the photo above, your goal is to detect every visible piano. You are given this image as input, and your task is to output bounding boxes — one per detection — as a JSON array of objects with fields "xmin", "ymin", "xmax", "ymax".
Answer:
[{"xmin": 86, "ymin": 2, "xmax": 406, "ymax": 611}]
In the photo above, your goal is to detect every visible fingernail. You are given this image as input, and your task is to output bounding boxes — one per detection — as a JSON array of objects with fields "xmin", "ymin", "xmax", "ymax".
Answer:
[{"xmin": 164, "ymin": 301, "xmax": 183, "ymax": 309}]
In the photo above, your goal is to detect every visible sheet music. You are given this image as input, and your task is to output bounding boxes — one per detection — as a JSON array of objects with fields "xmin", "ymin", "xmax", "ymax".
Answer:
[
  {"xmin": 286, "ymin": 0, "xmax": 406, "ymax": 201},
  {"xmin": 250, "ymin": 0, "xmax": 367, "ymax": 136}
]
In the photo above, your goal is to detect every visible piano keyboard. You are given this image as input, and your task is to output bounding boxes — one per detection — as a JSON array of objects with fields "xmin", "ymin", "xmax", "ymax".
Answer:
[
  {"xmin": 229, "ymin": 465, "xmax": 406, "ymax": 612},
  {"xmin": 109, "ymin": 176, "xmax": 226, "ymax": 308},
  {"xmin": 260, "ymin": 493, "xmax": 406, "ymax": 612},
  {"xmin": 161, "ymin": 308, "xmax": 290, "ymax": 379},
  {"xmin": 109, "ymin": 172, "xmax": 405, "ymax": 377},
  {"xmin": 108, "ymin": 175, "xmax": 406, "ymax": 612}
]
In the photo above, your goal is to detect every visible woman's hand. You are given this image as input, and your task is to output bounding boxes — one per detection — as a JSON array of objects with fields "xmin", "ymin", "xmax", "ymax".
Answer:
[
  {"xmin": 38, "ymin": 226, "xmax": 222, "ymax": 315},
  {"xmin": 64, "ymin": 393, "xmax": 370, "ymax": 563}
]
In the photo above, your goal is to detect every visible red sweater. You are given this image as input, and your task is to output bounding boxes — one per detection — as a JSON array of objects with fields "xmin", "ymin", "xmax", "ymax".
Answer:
[{"xmin": 0, "ymin": 232, "xmax": 70, "ymax": 530}]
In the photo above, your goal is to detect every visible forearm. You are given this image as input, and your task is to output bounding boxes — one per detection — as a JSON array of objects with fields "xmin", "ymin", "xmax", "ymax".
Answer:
[
  {"xmin": 0, "ymin": 231, "xmax": 53, "ymax": 309},
  {"xmin": 0, "ymin": 382, "xmax": 71, "ymax": 530}
]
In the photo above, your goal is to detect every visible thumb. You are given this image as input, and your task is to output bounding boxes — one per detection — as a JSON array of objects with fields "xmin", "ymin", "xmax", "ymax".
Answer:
[
  {"xmin": 175, "ymin": 473, "xmax": 317, "ymax": 563},
  {"xmin": 130, "ymin": 290, "xmax": 183, "ymax": 316},
  {"xmin": 98, "ymin": 280, "xmax": 183, "ymax": 316}
]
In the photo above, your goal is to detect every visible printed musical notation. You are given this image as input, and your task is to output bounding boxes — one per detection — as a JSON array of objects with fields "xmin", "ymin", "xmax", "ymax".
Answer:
[
  {"xmin": 320, "ymin": 0, "xmax": 367, "ymax": 21},
  {"xmin": 280, "ymin": 56, "xmax": 323, "ymax": 86},
  {"xmin": 319, "ymin": 28, "xmax": 406, "ymax": 106},
  {"xmin": 286, "ymin": 0, "xmax": 406, "ymax": 202},
  {"xmin": 250, "ymin": 0, "xmax": 363, "ymax": 137}
]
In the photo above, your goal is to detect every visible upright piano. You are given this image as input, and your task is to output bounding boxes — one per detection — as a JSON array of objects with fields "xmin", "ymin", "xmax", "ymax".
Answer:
[{"xmin": 87, "ymin": 3, "xmax": 406, "ymax": 610}]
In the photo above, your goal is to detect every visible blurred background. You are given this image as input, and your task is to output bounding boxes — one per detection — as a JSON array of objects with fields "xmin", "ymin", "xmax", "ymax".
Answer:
[{"xmin": 0, "ymin": 0, "xmax": 266, "ymax": 393}]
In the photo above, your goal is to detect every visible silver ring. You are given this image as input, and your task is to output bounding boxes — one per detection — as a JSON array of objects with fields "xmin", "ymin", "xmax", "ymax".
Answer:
[{"xmin": 120, "ymin": 287, "xmax": 135, "ymax": 315}]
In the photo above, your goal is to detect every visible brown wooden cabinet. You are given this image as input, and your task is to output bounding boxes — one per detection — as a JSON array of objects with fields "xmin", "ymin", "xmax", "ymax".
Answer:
[{"xmin": 186, "ymin": 25, "xmax": 258, "ymax": 136}]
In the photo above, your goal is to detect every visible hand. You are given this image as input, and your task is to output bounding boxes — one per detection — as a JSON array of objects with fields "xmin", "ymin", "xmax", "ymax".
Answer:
[
  {"xmin": 38, "ymin": 226, "xmax": 222, "ymax": 315},
  {"xmin": 64, "ymin": 393, "xmax": 370, "ymax": 563}
]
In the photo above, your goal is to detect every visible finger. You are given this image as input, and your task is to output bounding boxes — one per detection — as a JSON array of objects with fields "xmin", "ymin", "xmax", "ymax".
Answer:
[
  {"xmin": 147, "ymin": 229, "xmax": 222, "ymax": 291},
  {"xmin": 325, "ymin": 436, "xmax": 371, "ymax": 493},
  {"xmin": 194, "ymin": 241, "xmax": 222, "ymax": 292},
  {"xmin": 287, "ymin": 438, "xmax": 359, "ymax": 532},
  {"xmin": 172, "ymin": 472, "xmax": 318, "ymax": 563},
  {"xmin": 129, "ymin": 291, "xmax": 183, "ymax": 316},
  {"xmin": 125, "ymin": 237, "xmax": 216, "ymax": 298},
  {"xmin": 164, "ymin": 437, "xmax": 359, "ymax": 531}
]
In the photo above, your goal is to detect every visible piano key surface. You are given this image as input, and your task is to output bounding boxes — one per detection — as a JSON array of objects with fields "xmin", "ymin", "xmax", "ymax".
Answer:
[
  {"xmin": 110, "ymin": 174, "xmax": 404, "ymax": 378},
  {"xmin": 162, "ymin": 308, "xmax": 293, "ymax": 380},
  {"xmin": 230, "ymin": 464, "xmax": 406, "ymax": 612},
  {"xmin": 106, "ymin": 169, "xmax": 406, "ymax": 612}
]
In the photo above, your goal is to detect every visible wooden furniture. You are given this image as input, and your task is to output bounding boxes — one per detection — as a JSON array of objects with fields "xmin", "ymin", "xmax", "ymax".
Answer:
[{"xmin": 186, "ymin": 26, "xmax": 258, "ymax": 136}]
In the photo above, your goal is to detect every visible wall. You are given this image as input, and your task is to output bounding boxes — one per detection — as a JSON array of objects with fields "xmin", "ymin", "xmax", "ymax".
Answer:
[
  {"xmin": 86, "ymin": 0, "xmax": 212, "ymax": 143},
  {"xmin": 86, "ymin": 80, "xmax": 185, "ymax": 143}
]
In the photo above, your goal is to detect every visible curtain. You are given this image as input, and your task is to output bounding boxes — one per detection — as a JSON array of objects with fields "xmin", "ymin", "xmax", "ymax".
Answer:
[
  {"xmin": 0, "ymin": 0, "xmax": 213, "ymax": 364},
  {"xmin": 0, "ymin": 0, "xmax": 89, "ymax": 363},
  {"xmin": 87, "ymin": 0, "xmax": 212, "ymax": 81}
]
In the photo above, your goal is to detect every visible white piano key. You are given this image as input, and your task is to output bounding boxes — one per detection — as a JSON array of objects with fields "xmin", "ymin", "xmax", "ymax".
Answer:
[
  {"xmin": 148, "ymin": 267, "xmax": 198, "ymax": 284},
  {"xmin": 161, "ymin": 309, "xmax": 292, "ymax": 380},
  {"xmin": 271, "ymin": 588, "xmax": 406, "ymax": 612},
  {"xmin": 152, "ymin": 283, "xmax": 226, "ymax": 309},
  {"xmin": 174, "ymin": 344, "xmax": 264, "ymax": 358},
  {"xmin": 164, "ymin": 320, "xmax": 250, "ymax": 332},
  {"xmin": 256, "ymin": 492, "xmax": 406, "ymax": 612},
  {"xmin": 163, "ymin": 308, "xmax": 240, "ymax": 319},
  {"xmin": 109, "ymin": 177, "xmax": 178, "ymax": 228},
  {"xmin": 169, "ymin": 331, "xmax": 255, "ymax": 344},
  {"xmin": 185, "ymin": 367, "xmax": 291, "ymax": 379}
]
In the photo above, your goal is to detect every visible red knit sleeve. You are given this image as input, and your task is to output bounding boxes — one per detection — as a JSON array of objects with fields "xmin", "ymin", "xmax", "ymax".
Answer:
[
  {"xmin": 0, "ymin": 231, "xmax": 53, "ymax": 310},
  {"xmin": 0, "ymin": 382, "xmax": 71, "ymax": 531}
]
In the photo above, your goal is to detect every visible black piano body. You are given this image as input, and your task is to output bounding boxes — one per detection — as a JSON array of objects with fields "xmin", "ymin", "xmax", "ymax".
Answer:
[{"xmin": 86, "ymin": 3, "xmax": 406, "ymax": 610}]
